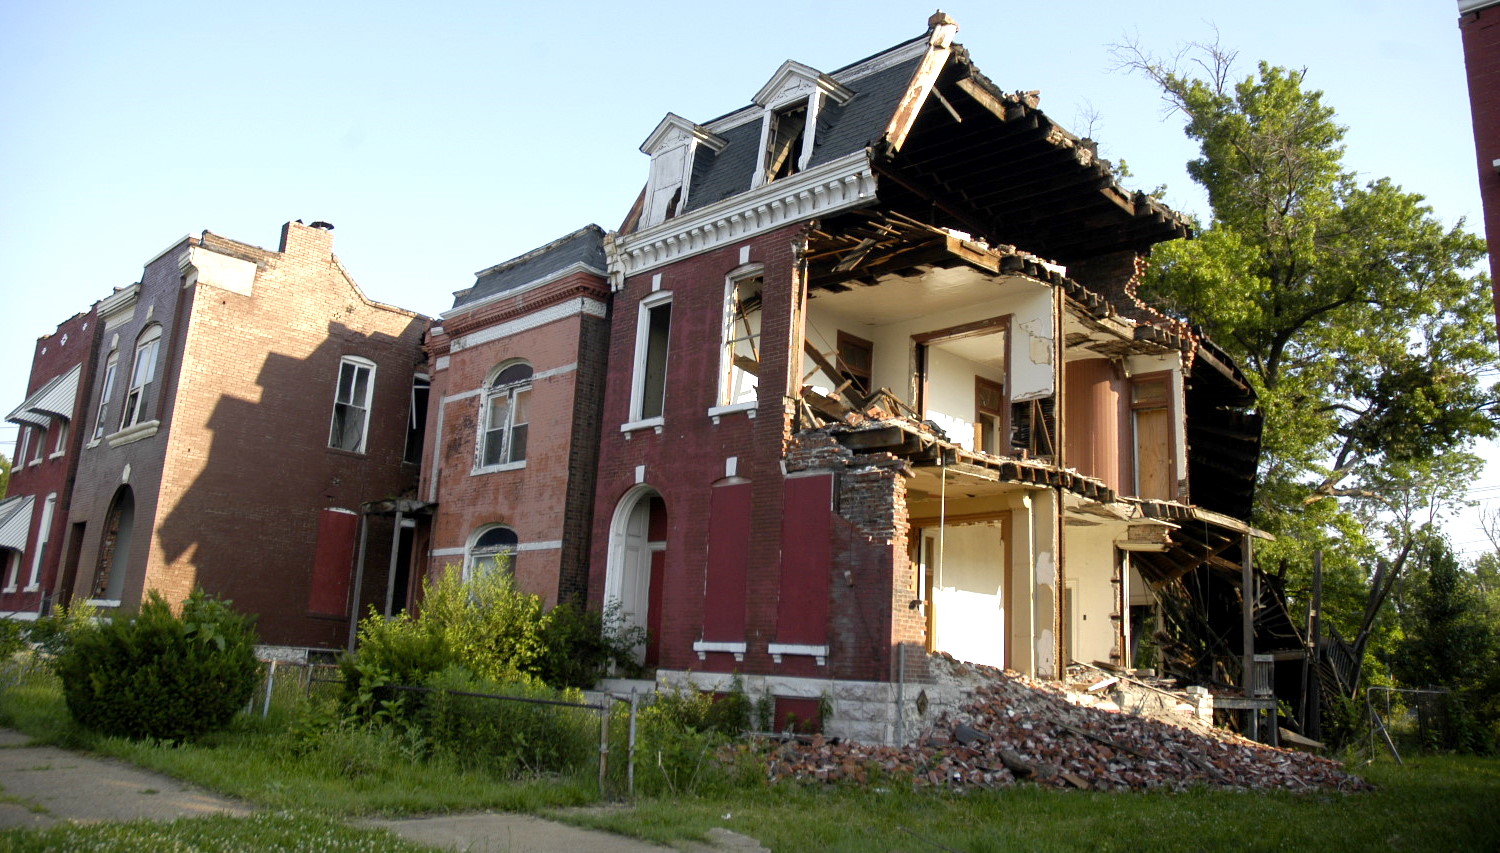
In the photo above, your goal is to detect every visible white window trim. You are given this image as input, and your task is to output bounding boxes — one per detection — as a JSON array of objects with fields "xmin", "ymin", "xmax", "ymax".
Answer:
[
  {"xmin": 718, "ymin": 266, "xmax": 764, "ymax": 408},
  {"xmin": 628, "ymin": 291, "xmax": 674, "ymax": 424},
  {"xmin": 474, "ymin": 362, "xmax": 532, "ymax": 473},
  {"xmin": 693, "ymin": 640, "xmax": 747, "ymax": 662},
  {"xmin": 92, "ymin": 352, "xmax": 119, "ymax": 444},
  {"xmin": 329, "ymin": 356, "xmax": 376, "ymax": 454},
  {"xmin": 464, "ymin": 524, "xmax": 519, "ymax": 581},
  {"xmin": 49, "ymin": 419, "xmax": 68, "ymax": 459},
  {"xmin": 106, "ymin": 419, "xmax": 160, "ymax": 447},
  {"xmin": 120, "ymin": 326, "xmax": 162, "ymax": 431},
  {"xmin": 767, "ymin": 643, "xmax": 829, "ymax": 666},
  {"xmin": 24, "ymin": 493, "xmax": 55, "ymax": 592}
]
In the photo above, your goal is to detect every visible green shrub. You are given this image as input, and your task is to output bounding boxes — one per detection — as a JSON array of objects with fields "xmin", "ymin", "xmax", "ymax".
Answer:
[
  {"xmin": 419, "ymin": 665, "xmax": 596, "ymax": 776},
  {"xmin": 0, "ymin": 618, "xmax": 23, "ymax": 659},
  {"xmin": 24, "ymin": 600, "xmax": 99, "ymax": 667},
  {"xmin": 55, "ymin": 589, "xmax": 258, "ymax": 741},
  {"xmin": 535, "ymin": 601, "xmax": 646, "ymax": 689}
]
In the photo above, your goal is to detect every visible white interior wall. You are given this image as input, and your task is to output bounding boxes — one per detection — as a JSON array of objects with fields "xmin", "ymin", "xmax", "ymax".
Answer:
[
  {"xmin": 805, "ymin": 282, "xmax": 1053, "ymax": 408},
  {"xmin": 929, "ymin": 522, "xmax": 1005, "ymax": 669},
  {"xmin": 924, "ymin": 346, "xmax": 1005, "ymax": 451},
  {"xmin": 1063, "ymin": 520, "xmax": 1121, "ymax": 665}
]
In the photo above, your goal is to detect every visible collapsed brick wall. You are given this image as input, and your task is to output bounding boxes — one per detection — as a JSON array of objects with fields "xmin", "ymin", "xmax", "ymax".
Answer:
[{"xmin": 786, "ymin": 430, "xmax": 931, "ymax": 684}]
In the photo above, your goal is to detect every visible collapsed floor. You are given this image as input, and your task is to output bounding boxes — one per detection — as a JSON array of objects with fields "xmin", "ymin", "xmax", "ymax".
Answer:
[{"xmin": 761, "ymin": 656, "xmax": 1370, "ymax": 793}]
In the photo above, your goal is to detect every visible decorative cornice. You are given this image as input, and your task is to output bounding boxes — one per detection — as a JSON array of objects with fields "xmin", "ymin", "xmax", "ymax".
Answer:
[
  {"xmin": 449, "ymin": 297, "xmax": 608, "ymax": 354},
  {"xmin": 97, "ymin": 284, "xmax": 141, "ymax": 328},
  {"xmin": 613, "ymin": 151, "xmax": 876, "ymax": 281}
]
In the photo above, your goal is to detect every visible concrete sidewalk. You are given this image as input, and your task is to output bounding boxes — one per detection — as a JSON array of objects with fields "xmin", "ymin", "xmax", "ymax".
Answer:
[
  {"xmin": 0, "ymin": 729, "xmax": 768, "ymax": 851},
  {"xmin": 0, "ymin": 729, "xmax": 251, "ymax": 829}
]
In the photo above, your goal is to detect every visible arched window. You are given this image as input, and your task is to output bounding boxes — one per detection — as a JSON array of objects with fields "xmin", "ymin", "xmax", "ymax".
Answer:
[
  {"xmin": 120, "ymin": 325, "xmax": 162, "ymax": 429},
  {"xmin": 465, "ymin": 525, "xmax": 518, "ymax": 580},
  {"xmin": 478, "ymin": 362, "xmax": 532, "ymax": 468}
]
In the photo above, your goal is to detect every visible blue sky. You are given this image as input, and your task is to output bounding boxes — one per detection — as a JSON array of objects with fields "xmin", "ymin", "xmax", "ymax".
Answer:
[{"xmin": 1, "ymin": 1, "xmax": 1491, "ymax": 546}]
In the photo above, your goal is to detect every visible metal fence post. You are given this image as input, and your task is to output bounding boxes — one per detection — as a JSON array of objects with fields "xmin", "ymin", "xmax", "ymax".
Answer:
[
  {"xmin": 628, "ymin": 688, "xmax": 638, "ymax": 798},
  {"xmin": 599, "ymin": 696, "xmax": 612, "ymax": 797},
  {"xmin": 261, "ymin": 659, "xmax": 278, "ymax": 718}
]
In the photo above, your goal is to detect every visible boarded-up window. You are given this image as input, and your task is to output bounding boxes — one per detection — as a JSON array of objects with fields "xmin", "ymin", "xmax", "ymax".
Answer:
[
  {"xmin": 308, "ymin": 508, "xmax": 358, "ymax": 615},
  {"xmin": 702, "ymin": 482, "xmax": 752, "ymax": 642},
  {"xmin": 776, "ymin": 474, "xmax": 832, "ymax": 646},
  {"xmin": 1132, "ymin": 376, "xmax": 1172, "ymax": 500}
]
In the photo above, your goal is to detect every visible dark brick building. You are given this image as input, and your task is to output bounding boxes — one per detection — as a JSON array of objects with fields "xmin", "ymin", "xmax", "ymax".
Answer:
[
  {"xmin": 2, "ymin": 308, "xmax": 100, "ymax": 619},
  {"xmin": 52, "ymin": 221, "xmax": 427, "ymax": 647}
]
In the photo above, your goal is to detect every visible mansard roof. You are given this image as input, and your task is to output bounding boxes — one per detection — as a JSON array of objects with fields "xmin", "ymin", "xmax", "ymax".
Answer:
[
  {"xmin": 624, "ymin": 15, "xmax": 1192, "ymax": 263},
  {"xmin": 452, "ymin": 224, "xmax": 606, "ymax": 311}
]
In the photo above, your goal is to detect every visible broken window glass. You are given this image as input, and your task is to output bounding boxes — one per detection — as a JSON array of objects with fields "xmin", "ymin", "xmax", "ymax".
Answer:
[
  {"xmin": 480, "ymin": 363, "xmax": 532, "ymax": 467},
  {"xmin": 639, "ymin": 302, "xmax": 672, "ymax": 420},
  {"xmin": 766, "ymin": 102, "xmax": 807, "ymax": 182},
  {"xmin": 722, "ymin": 276, "xmax": 762, "ymax": 405},
  {"xmin": 329, "ymin": 357, "xmax": 375, "ymax": 453}
]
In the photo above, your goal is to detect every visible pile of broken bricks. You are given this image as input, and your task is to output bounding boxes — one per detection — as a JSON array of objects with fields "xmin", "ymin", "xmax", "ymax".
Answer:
[{"xmin": 762, "ymin": 664, "xmax": 1370, "ymax": 793}]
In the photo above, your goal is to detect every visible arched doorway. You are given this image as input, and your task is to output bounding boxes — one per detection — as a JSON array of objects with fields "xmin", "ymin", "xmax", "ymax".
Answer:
[
  {"xmin": 91, "ymin": 486, "xmax": 135, "ymax": 602},
  {"xmin": 606, "ymin": 486, "xmax": 666, "ymax": 667}
]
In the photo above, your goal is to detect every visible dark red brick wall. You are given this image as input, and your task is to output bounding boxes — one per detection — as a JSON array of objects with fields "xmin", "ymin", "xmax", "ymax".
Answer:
[
  {"xmin": 587, "ymin": 225, "xmax": 926, "ymax": 685},
  {"xmin": 1, "ymin": 307, "xmax": 99, "ymax": 616},
  {"xmin": 1461, "ymin": 6, "xmax": 1500, "ymax": 336},
  {"xmin": 588, "ymin": 225, "xmax": 805, "ymax": 675}
]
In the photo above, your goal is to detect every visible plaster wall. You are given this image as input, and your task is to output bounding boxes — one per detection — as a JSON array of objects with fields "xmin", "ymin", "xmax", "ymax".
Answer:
[
  {"xmin": 1063, "ymin": 519, "xmax": 1121, "ymax": 665},
  {"xmin": 928, "ymin": 521, "xmax": 1005, "ymax": 668}
]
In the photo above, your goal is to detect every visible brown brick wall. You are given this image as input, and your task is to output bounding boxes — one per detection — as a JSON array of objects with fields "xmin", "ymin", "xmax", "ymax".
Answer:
[{"xmin": 66, "ymin": 222, "xmax": 426, "ymax": 648}]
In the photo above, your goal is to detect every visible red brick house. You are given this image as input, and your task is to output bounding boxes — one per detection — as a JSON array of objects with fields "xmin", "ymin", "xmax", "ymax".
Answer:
[
  {"xmin": 53, "ymin": 221, "xmax": 427, "ymax": 647},
  {"xmin": 1459, "ymin": 0, "xmax": 1500, "ymax": 337},
  {"xmin": 418, "ymin": 225, "xmax": 610, "ymax": 605},
  {"xmin": 1, "ymin": 308, "xmax": 99, "ymax": 620},
  {"xmin": 584, "ymin": 13, "xmax": 1262, "ymax": 739}
]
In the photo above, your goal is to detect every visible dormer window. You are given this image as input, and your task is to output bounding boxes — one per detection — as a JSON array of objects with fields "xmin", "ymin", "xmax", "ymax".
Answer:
[
  {"xmin": 638, "ymin": 114, "xmax": 727, "ymax": 230},
  {"xmin": 765, "ymin": 101, "xmax": 808, "ymax": 182},
  {"xmin": 751, "ymin": 61, "xmax": 853, "ymax": 189}
]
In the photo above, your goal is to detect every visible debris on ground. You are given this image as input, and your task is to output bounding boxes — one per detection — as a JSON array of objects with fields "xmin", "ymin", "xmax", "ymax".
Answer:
[{"xmin": 763, "ymin": 657, "xmax": 1369, "ymax": 793}]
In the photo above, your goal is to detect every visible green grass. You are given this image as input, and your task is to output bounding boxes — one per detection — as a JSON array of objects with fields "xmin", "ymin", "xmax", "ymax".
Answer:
[
  {"xmin": 6, "ymin": 660, "xmax": 1500, "ymax": 852},
  {"xmin": 553, "ymin": 755, "xmax": 1500, "ymax": 852},
  {"xmin": 0, "ymin": 666, "xmax": 600, "ymax": 817},
  {"xmin": 0, "ymin": 811, "xmax": 429, "ymax": 852}
]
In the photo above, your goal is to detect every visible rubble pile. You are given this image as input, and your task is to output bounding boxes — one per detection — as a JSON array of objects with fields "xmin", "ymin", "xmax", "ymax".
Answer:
[{"xmin": 766, "ymin": 664, "xmax": 1370, "ymax": 793}]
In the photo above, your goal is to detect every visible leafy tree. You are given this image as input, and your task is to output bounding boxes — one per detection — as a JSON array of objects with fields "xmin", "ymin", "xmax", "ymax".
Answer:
[
  {"xmin": 0, "ymin": 452, "xmax": 10, "ymax": 499},
  {"xmin": 1387, "ymin": 534, "xmax": 1500, "ymax": 752},
  {"xmin": 1116, "ymin": 40, "xmax": 1496, "ymax": 677}
]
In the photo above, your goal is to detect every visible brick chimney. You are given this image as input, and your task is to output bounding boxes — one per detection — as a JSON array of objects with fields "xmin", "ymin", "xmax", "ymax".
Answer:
[{"xmin": 279, "ymin": 219, "xmax": 335, "ymax": 257}]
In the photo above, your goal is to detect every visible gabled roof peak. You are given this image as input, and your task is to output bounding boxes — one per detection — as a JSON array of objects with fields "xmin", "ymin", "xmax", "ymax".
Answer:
[
  {"xmin": 639, "ymin": 113, "xmax": 728, "ymax": 156},
  {"xmin": 753, "ymin": 60, "xmax": 854, "ymax": 109}
]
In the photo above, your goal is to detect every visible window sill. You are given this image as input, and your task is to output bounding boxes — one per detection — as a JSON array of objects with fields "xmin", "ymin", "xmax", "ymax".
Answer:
[
  {"xmin": 26, "ymin": 459, "xmax": 42, "ymax": 468},
  {"xmin": 87, "ymin": 437, "xmax": 102, "ymax": 449},
  {"xmin": 693, "ymin": 640, "xmax": 747, "ymax": 662},
  {"xmin": 707, "ymin": 402, "xmax": 757, "ymax": 424},
  {"xmin": 22, "ymin": 584, "xmax": 40, "ymax": 593},
  {"xmin": 620, "ymin": 417, "xmax": 664, "ymax": 437},
  {"xmin": 106, "ymin": 420, "xmax": 160, "ymax": 447},
  {"xmin": 85, "ymin": 599, "xmax": 121, "ymax": 608},
  {"xmin": 472, "ymin": 460, "xmax": 527, "ymax": 475},
  {"xmin": 48, "ymin": 450, "xmax": 65, "ymax": 460},
  {"xmin": 768, "ymin": 643, "xmax": 828, "ymax": 666},
  {"xmin": 325, "ymin": 446, "xmax": 368, "ymax": 459},
  {"xmin": 1, "ymin": 586, "xmax": 16, "ymax": 594}
]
